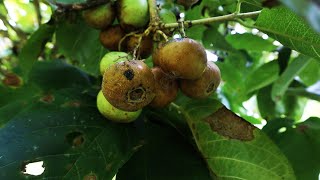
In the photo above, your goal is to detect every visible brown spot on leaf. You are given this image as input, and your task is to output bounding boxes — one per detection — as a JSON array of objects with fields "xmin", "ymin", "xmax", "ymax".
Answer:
[
  {"xmin": 106, "ymin": 162, "xmax": 113, "ymax": 171},
  {"xmin": 204, "ymin": 107, "xmax": 255, "ymax": 141},
  {"xmin": 2, "ymin": 73, "xmax": 22, "ymax": 87},
  {"xmin": 66, "ymin": 131, "xmax": 85, "ymax": 147},
  {"xmin": 83, "ymin": 173, "xmax": 97, "ymax": 180},
  {"xmin": 40, "ymin": 94, "xmax": 55, "ymax": 103},
  {"xmin": 62, "ymin": 100, "xmax": 82, "ymax": 108}
]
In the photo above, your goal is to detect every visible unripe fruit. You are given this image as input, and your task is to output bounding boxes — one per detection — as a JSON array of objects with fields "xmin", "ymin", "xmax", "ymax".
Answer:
[
  {"xmin": 117, "ymin": 0, "xmax": 149, "ymax": 31},
  {"xmin": 100, "ymin": 51, "xmax": 131, "ymax": 75},
  {"xmin": 97, "ymin": 91, "xmax": 141, "ymax": 123},
  {"xmin": 153, "ymin": 38, "xmax": 207, "ymax": 80},
  {"xmin": 82, "ymin": 3, "xmax": 116, "ymax": 29},
  {"xmin": 100, "ymin": 25, "xmax": 126, "ymax": 51},
  {"xmin": 126, "ymin": 35, "xmax": 153, "ymax": 58},
  {"xmin": 180, "ymin": 62, "xmax": 221, "ymax": 98},
  {"xmin": 159, "ymin": 9, "xmax": 177, "ymax": 23},
  {"xmin": 102, "ymin": 60, "xmax": 155, "ymax": 111},
  {"xmin": 149, "ymin": 67, "xmax": 179, "ymax": 108},
  {"xmin": 176, "ymin": 0, "xmax": 199, "ymax": 9}
]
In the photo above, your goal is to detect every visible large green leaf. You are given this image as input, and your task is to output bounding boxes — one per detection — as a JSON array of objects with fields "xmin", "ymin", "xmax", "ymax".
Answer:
[
  {"xmin": 172, "ymin": 99, "xmax": 296, "ymax": 179},
  {"xmin": 18, "ymin": 23, "xmax": 55, "ymax": 80},
  {"xmin": 299, "ymin": 59, "xmax": 320, "ymax": 86},
  {"xmin": 271, "ymin": 55, "xmax": 312, "ymax": 101},
  {"xmin": 255, "ymin": 7, "xmax": 320, "ymax": 60},
  {"xmin": 56, "ymin": 16, "xmax": 107, "ymax": 76},
  {"xmin": 117, "ymin": 121, "xmax": 212, "ymax": 180},
  {"xmin": 263, "ymin": 117, "xmax": 320, "ymax": 180}
]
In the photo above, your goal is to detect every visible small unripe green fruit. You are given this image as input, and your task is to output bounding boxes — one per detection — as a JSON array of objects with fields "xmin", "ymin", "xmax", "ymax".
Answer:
[
  {"xmin": 100, "ymin": 51, "xmax": 131, "ymax": 75},
  {"xmin": 117, "ymin": 0, "xmax": 149, "ymax": 31},
  {"xmin": 97, "ymin": 91, "xmax": 141, "ymax": 123},
  {"xmin": 100, "ymin": 25, "xmax": 126, "ymax": 51},
  {"xmin": 153, "ymin": 38, "xmax": 207, "ymax": 80},
  {"xmin": 102, "ymin": 60, "xmax": 155, "ymax": 111},
  {"xmin": 82, "ymin": 3, "xmax": 115, "ymax": 29},
  {"xmin": 180, "ymin": 62, "xmax": 221, "ymax": 98},
  {"xmin": 159, "ymin": 9, "xmax": 177, "ymax": 23}
]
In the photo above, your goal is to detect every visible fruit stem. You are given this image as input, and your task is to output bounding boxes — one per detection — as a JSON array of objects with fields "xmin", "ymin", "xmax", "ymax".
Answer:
[
  {"xmin": 148, "ymin": 0, "xmax": 160, "ymax": 25},
  {"xmin": 162, "ymin": 10, "xmax": 261, "ymax": 29},
  {"xmin": 156, "ymin": 30, "xmax": 169, "ymax": 41}
]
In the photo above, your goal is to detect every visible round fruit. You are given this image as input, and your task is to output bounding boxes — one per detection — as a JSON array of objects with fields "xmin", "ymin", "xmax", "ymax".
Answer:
[
  {"xmin": 100, "ymin": 25, "xmax": 126, "ymax": 51},
  {"xmin": 117, "ymin": 0, "xmax": 149, "ymax": 31},
  {"xmin": 153, "ymin": 38, "xmax": 207, "ymax": 80},
  {"xmin": 180, "ymin": 62, "xmax": 221, "ymax": 98},
  {"xmin": 127, "ymin": 35, "xmax": 153, "ymax": 58},
  {"xmin": 176, "ymin": 0, "xmax": 199, "ymax": 8},
  {"xmin": 82, "ymin": 3, "xmax": 116, "ymax": 29},
  {"xmin": 97, "ymin": 91, "xmax": 141, "ymax": 123},
  {"xmin": 149, "ymin": 67, "xmax": 178, "ymax": 108},
  {"xmin": 159, "ymin": 9, "xmax": 177, "ymax": 23},
  {"xmin": 102, "ymin": 60, "xmax": 155, "ymax": 111},
  {"xmin": 100, "ymin": 51, "xmax": 131, "ymax": 75}
]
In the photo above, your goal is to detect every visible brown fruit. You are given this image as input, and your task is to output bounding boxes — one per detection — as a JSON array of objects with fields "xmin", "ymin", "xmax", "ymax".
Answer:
[
  {"xmin": 127, "ymin": 35, "xmax": 153, "ymax": 58},
  {"xmin": 153, "ymin": 38, "xmax": 207, "ymax": 80},
  {"xmin": 82, "ymin": 3, "xmax": 116, "ymax": 29},
  {"xmin": 180, "ymin": 62, "xmax": 221, "ymax": 98},
  {"xmin": 100, "ymin": 25, "xmax": 126, "ymax": 51},
  {"xmin": 102, "ymin": 60, "xmax": 155, "ymax": 111},
  {"xmin": 176, "ymin": 0, "xmax": 199, "ymax": 8},
  {"xmin": 149, "ymin": 67, "xmax": 179, "ymax": 108}
]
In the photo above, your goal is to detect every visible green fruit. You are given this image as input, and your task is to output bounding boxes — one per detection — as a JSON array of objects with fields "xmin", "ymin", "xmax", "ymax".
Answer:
[
  {"xmin": 102, "ymin": 60, "xmax": 155, "ymax": 111},
  {"xmin": 100, "ymin": 25, "xmax": 126, "ymax": 51},
  {"xmin": 100, "ymin": 51, "xmax": 131, "ymax": 75},
  {"xmin": 180, "ymin": 62, "xmax": 221, "ymax": 98},
  {"xmin": 97, "ymin": 91, "xmax": 141, "ymax": 123},
  {"xmin": 82, "ymin": 3, "xmax": 115, "ymax": 29},
  {"xmin": 159, "ymin": 9, "xmax": 177, "ymax": 23},
  {"xmin": 149, "ymin": 67, "xmax": 178, "ymax": 108},
  {"xmin": 117, "ymin": 0, "xmax": 149, "ymax": 31},
  {"xmin": 153, "ymin": 38, "xmax": 207, "ymax": 80}
]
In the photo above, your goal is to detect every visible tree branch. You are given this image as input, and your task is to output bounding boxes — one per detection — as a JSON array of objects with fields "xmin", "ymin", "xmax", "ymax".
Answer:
[
  {"xmin": 147, "ymin": 0, "xmax": 160, "ymax": 25},
  {"xmin": 163, "ymin": 11, "xmax": 261, "ymax": 29}
]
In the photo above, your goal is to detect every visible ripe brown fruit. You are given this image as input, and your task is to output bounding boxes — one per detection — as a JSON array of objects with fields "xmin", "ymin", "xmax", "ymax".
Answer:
[
  {"xmin": 102, "ymin": 60, "xmax": 155, "ymax": 111},
  {"xmin": 99, "ymin": 25, "xmax": 126, "ymax": 51},
  {"xmin": 180, "ymin": 62, "xmax": 221, "ymax": 98},
  {"xmin": 149, "ymin": 67, "xmax": 179, "ymax": 108},
  {"xmin": 176, "ymin": 0, "xmax": 199, "ymax": 8},
  {"xmin": 82, "ymin": 3, "xmax": 116, "ymax": 29},
  {"xmin": 127, "ymin": 35, "xmax": 153, "ymax": 58},
  {"xmin": 153, "ymin": 38, "xmax": 207, "ymax": 80}
]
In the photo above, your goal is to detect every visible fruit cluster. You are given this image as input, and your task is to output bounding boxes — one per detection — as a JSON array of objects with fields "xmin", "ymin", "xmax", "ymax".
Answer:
[{"xmin": 82, "ymin": 1, "xmax": 220, "ymax": 123}]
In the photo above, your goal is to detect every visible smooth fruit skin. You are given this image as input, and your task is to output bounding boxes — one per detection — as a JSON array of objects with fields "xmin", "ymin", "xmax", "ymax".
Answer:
[
  {"xmin": 159, "ymin": 9, "xmax": 177, "ymax": 23},
  {"xmin": 149, "ymin": 67, "xmax": 179, "ymax": 108},
  {"xmin": 117, "ymin": 0, "xmax": 149, "ymax": 31},
  {"xmin": 180, "ymin": 62, "xmax": 221, "ymax": 98},
  {"xmin": 100, "ymin": 25, "xmax": 126, "ymax": 51},
  {"xmin": 97, "ymin": 91, "xmax": 141, "ymax": 123},
  {"xmin": 153, "ymin": 38, "xmax": 207, "ymax": 80},
  {"xmin": 82, "ymin": 3, "xmax": 116, "ymax": 29},
  {"xmin": 102, "ymin": 60, "xmax": 155, "ymax": 111},
  {"xmin": 126, "ymin": 35, "xmax": 153, "ymax": 58},
  {"xmin": 100, "ymin": 51, "xmax": 131, "ymax": 75}
]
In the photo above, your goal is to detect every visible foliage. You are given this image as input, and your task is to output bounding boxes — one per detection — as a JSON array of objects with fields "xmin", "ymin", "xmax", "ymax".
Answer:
[{"xmin": 0, "ymin": 0, "xmax": 319, "ymax": 179}]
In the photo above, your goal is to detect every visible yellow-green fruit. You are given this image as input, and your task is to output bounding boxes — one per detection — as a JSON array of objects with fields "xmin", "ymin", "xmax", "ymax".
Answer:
[
  {"xmin": 102, "ymin": 60, "xmax": 155, "ymax": 111},
  {"xmin": 82, "ymin": 3, "xmax": 115, "ymax": 29},
  {"xmin": 159, "ymin": 9, "xmax": 177, "ymax": 23},
  {"xmin": 180, "ymin": 62, "xmax": 221, "ymax": 98},
  {"xmin": 97, "ymin": 91, "xmax": 141, "ymax": 123},
  {"xmin": 117, "ymin": 0, "xmax": 149, "ymax": 31},
  {"xmin": 100, "ymin": 52, "xmax": 131, "ymax": 75},
  {"xmin": 152, "ymin": 38, "xmax": 207, "ymax": 80}
]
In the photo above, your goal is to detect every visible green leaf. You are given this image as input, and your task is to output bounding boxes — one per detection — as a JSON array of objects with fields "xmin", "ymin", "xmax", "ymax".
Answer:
[
  {"xmin": 255, "ymin": 7, "xmax": 320, "ymax": 60},
  {"xmin": 263, "ymin": 117, "xmax": 320, "ymax": 180},
  {"xmin": 56, "ymin": 16, "xmax": 107, "ymax": 76},
  {"xmin": 226, "ymin": 33, "xmax": 277, "ymax": 52},
  {"xmin": 173, "ymin": 99, "xmax": 296, "ymax": 179},
  {"xmin": 245, "ymin": 60, "xmax": 279, "ymax": 94},
  {"xmin": 271, "ymin": 55, "xmax": 312, "ymax": 101},
  {"xmin": 18, "ymin": 23, "xmax": 55, "ymax": 80},
  {"xmin": 117, "ymin": 121, "xmax": 212, "ymax": 180},
  {"xmin": 202, "ymin": 27, "xmax": 235, "ymax": 52},
  {"xmin": 0, "ymin": 88, "xmax": 141, "ymax": 179},
  {"xmin": 299, "ymin": 59, "xmax": 320, "ymax": 86}
]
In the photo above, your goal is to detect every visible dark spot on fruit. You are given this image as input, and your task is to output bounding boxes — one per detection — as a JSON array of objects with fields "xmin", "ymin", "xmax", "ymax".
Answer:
[
  {"xmin": 123, "ymin": 69, "xmax": 134, "ymax": 80},
  {"xmin": 206, "ymin": 81, "xmax": 215, "ymax": 93},
  {"xmin": 127, "ymin": 87, "xmax": 146, "ymax": 102},
  {"xmin": 66, "ymin": 131, "xmax": 85, "ymax": 147},
  {"xmin": 204, "ymin": 107, "xmax": 255, "ymax": 141}
]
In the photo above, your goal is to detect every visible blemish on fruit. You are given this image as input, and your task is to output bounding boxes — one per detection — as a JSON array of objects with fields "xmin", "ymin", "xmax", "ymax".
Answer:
[
  {"xmin": 206, "ymin": 81, "xmax": 215, "ymax": 93},
  {"xmin": 66, "ymin": 131, "xmax": 85, "ymax": 147},
  {"xmin": 127, "ymin": 87, "xmax": 146, "ymax": 102},
  {"xmin": 204, "ymin": 107, "xmax": 255, "ymax": 141},
  {"xmin": 123, "ymin": 69, "xmax": 134, "ymax": 80}
]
